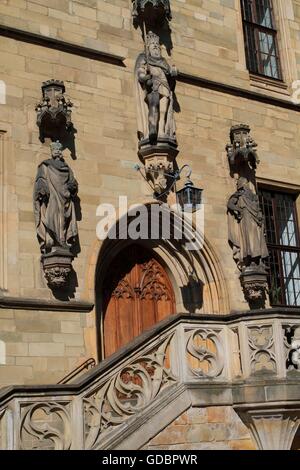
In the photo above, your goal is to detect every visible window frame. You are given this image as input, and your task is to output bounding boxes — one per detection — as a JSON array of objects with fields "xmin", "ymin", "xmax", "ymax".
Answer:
[
  {"xmin": 258, "ymin": 186, "xmax": 300, "ymax": 307},
  {"xmin": 241, "ymin": 0, "xmax": 283, "ymax": 81}
]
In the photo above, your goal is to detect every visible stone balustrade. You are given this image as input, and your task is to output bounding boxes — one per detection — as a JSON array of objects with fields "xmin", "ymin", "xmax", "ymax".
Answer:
[{"xmin": 0, "ymin": 312, "xmax": 300, "ymax": 450}]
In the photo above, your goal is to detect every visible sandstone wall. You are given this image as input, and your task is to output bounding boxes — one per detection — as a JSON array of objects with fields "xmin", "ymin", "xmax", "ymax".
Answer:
[{"xmin": 143, "ymin": 406, "xmax": 256, "ymax": 450}]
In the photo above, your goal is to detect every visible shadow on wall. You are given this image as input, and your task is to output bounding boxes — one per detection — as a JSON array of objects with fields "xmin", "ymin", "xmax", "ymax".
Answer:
[
  {"xmin": 133, "ymin": 12, "xmax": 173, "ymax": 55},
  {"xmin": 181, "ymin": 275, "xmax": 204, "ymax": 314}
]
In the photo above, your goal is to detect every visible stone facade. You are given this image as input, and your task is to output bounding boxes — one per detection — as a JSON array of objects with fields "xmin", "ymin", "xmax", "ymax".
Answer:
[
  {"xmin": 143, "ymin": 406, "xmax": 256, "ymax": 451},
  {"xmin": 0, "ymin": 307, "xmax": 88, "ymax": 386},
  {"xmin": 0, "ymin": 0, "xmax": 300, "ymax": 450}
]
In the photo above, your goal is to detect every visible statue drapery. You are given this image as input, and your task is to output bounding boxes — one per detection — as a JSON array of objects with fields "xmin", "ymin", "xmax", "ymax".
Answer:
[
  {"xmin": 34, "ymin": 141, "xmax": 78, "ymax": 254},
  {"xmin": 227, "ymin": 177, "xmax": 269, "ymax": 270}
]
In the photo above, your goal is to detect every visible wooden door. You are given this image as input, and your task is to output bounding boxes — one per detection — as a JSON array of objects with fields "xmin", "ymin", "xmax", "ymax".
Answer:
[{"xmin": 102, "ymin": 245, "xmax": 175, "ymax": 357}]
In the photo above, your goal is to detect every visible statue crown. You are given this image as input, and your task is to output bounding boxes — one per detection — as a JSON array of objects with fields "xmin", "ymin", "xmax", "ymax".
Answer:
[
  {"xmin": 146, "ymin": 31, "xmax": 160, "ymax": 47},
  {"xmin": 50, "ymin": 141, "xmax": 63, "ymax": 153}
]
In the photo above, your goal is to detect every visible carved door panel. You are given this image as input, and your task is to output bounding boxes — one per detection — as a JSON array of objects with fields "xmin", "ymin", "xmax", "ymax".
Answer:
[{"xmin": 103, "ymin": 245, "xmax": 175, "ymax": 357}]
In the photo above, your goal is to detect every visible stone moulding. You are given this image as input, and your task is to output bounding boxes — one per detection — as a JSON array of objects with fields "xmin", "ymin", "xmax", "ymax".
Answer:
[
  {"xmin": 0, "ymin": 312, "xmax": 300, "ymax": 450},
  {"xmin": 0, "ymin": 295, "xmax": 94, "ymax": 312},
  {"xmin": 0, "ymin": 25, "xmax": 126, "ymax": 67}
]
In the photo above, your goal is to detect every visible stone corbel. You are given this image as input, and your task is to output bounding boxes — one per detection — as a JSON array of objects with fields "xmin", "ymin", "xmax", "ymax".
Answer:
[
  {"xmin": 42, "ymin": 248, "xmax": 74, "ymax": 290},
  {"xmin": 240, "ymin": 264, "xmax": 269, "ymax": 310},
  {"xmin": 35, "ymin": 79, "xmax": 73, "ymax": 143},
  {"xmin": 138, "ymin": 139, "xmax": 178, "ymax": 195},
  {"xmin": 237, "ymin": 407, "xmax": 300, "ymax": 450}
]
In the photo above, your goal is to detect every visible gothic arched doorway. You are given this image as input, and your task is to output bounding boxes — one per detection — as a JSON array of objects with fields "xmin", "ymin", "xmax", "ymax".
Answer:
[{"xmin": 102, "ymin": 244, "xmax": 176, "ymax": 357}]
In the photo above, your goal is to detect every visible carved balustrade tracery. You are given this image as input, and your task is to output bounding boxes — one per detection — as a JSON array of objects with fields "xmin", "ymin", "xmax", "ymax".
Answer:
[{"xmin": 0, "ymin": 315, "xmax": 300, "ymax": 450}]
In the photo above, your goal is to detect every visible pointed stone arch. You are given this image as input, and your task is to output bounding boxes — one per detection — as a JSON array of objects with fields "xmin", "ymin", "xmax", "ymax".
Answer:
[{"xmin": 93, "ymin": 203, "xmax": 229, "ymax": 358}]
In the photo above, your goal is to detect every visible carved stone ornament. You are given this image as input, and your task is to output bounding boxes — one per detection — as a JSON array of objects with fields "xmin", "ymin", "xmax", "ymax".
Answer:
[
  {"xmin": 83, "ymin": 333, "xmax": 177, "ymax": 449},
  {"xmin": 33, "ymin": 141, "xmax": 78, "ymax": 289},
  {"xmin": 35, "ymin": 80, "xmax": 73, "ymax": 143},
  {"xmin": 240, "ymin": 264, "xmax": 269, "ymax": 309},
  {"xmin": 42, "ymin": 249, "xmax": 73, "ymax": 289},
  {"xmin": 186, "ymin": 328, "xmax": 224, "ymax": 379},
  {"xmin": 138, "ymin": 139, "xmax": 178, "ymax": 194},
  {"xmin": 247, "ymin": 325, "xmax": 276, "ymax": 375},
  {"xmin": 238, "ymin": 409, "xmax": 300, "ymax": 450},
  {"xmin": 20, "ymin": 402, "xmax": 72, "ymax": 450},
  {"xmin": 132, "ymin": 0, "xmax": 171, "ymax": 24},
  {"xmin": 226, "ymin": 124, "xmax": 259, "ymax": 170}
]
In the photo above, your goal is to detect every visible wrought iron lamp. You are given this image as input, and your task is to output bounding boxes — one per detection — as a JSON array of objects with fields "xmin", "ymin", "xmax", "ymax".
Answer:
[
  {"xmin": 135, "ymin": 163, "xmax": 203, "ymax": 212},
  {"xmin": 175, "ymin": 165, "xmax": 203, "ymax": 213}
]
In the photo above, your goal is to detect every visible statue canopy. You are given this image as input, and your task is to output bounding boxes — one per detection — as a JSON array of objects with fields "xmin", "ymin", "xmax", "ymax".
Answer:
[{"xmin": 132, "ymin": 0, "xmax": 172, "ymax": 23}]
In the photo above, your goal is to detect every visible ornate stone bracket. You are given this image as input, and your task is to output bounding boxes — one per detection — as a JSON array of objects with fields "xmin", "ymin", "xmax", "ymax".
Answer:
[
  {"xmin": 42, "ymin": 248, "xmax": 74, "ymax": 290},
  {"xmin": 138, "ymin": 138, "xmax": 178, "ymax": 195},
  {"xmin": 237, "ymin": 408, "xmax": 300, "ymax": 450},
  {"xmin": 35, "ymin": 80, "xmax": 73, "ymax": 143},
  {"xmin": 240, "ymin": 264, "xmax": 269, "ymax": 310},
  {"xmin": 132, "ymin": 0, "xmax": 171, "ymax": 25}
]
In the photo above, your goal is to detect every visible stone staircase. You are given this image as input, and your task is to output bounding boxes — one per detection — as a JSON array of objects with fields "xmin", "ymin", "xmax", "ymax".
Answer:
[{"xmin": 1, "ymin": 310, "xmax": 300, "ymax": 450}]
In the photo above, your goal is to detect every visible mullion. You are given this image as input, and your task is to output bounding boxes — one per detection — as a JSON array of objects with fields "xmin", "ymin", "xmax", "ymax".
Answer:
[{"xmin": 272, "ymin": 195, "xmax": 287, "ymax": 305}]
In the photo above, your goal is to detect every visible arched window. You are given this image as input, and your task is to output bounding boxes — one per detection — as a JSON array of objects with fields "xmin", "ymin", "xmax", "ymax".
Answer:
[{"xmin": 241, "ymin": 0, "xmax": 282, "ymax": 80}]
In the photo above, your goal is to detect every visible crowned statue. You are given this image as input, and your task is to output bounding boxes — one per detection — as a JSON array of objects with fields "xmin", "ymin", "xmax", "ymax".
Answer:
[
  {"xmin": 34, "ymin": 141, "xmax": 78, "ymax": 255},
  {"xmin": 135, "ymin": 31, "xmax": 177, "ymax": 145}
]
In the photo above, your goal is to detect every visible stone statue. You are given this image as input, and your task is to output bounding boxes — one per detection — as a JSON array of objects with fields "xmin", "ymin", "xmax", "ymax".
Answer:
[
  {"xmin": 34, "ymin": 141, "xmax": 78, "ymax": 254},
  {"xmin": 135, "ymin": 31, "xmax": 177, "ymax": 144},
  {"xmin": 291, "ymin": 340, "xmax": 300, "ymax": 369},
  {"xmin": 227, "ymin": 177, "xmax": 269, "ymax": 270}
]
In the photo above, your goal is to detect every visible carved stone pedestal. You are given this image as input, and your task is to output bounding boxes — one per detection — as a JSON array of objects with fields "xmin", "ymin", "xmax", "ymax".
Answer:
[
  {"xmin": 240, "ymin": 264, "xmax": 268, "ymax": 309},
  {"xmin": 138, "ymin": 138, "xmax": 178, "ymax": 195},
  {"xmin": 42, "ymin": 248, "xmax": 74, "ymax": 289}
]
